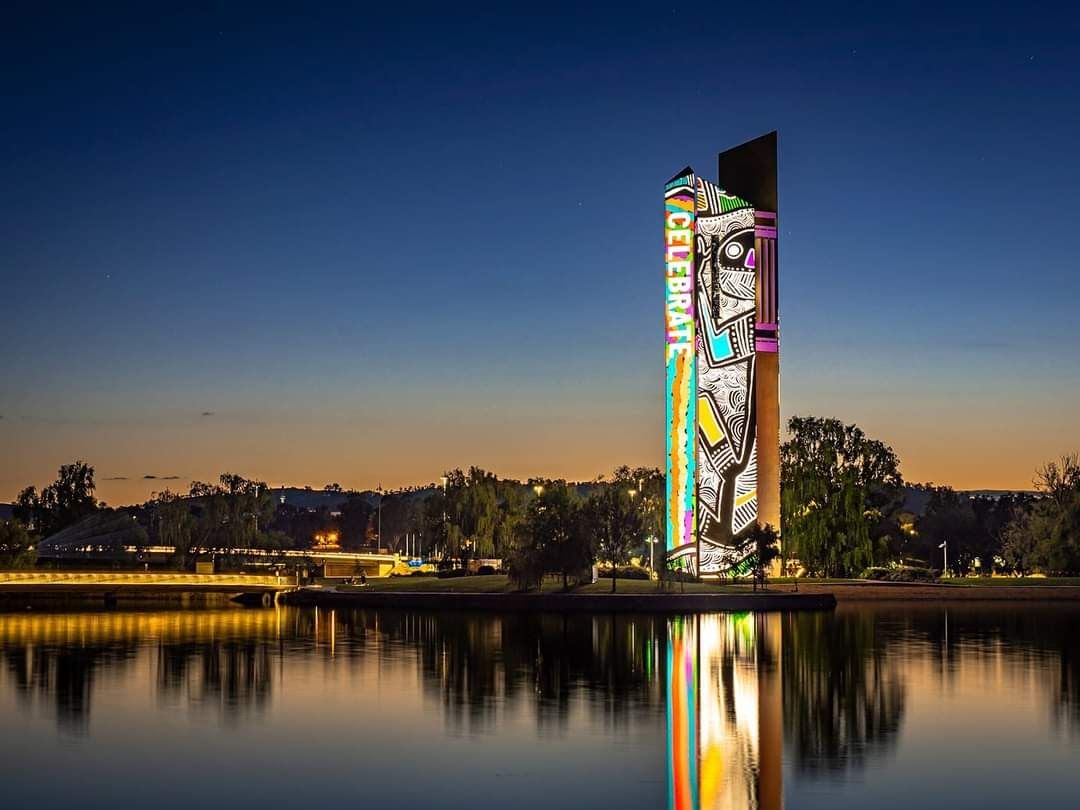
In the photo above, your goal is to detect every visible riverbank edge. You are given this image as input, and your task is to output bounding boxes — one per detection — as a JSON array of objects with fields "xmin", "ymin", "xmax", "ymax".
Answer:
[
  {"xmin": 796, "ymin": 583, "xmax": 1080, "ymax": 602},
  {"xmin": 280, "ymin": 589, "xmax": 837, "ymax": 613}
]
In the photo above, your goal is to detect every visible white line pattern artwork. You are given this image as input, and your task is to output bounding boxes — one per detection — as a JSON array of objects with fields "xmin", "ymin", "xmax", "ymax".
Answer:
[{"xmin": 695, "ymin": 178, "xmax": 758, "ymax": 574}]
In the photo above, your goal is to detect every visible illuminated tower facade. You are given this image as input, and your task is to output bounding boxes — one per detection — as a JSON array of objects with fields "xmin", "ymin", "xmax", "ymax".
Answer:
[{"xmin": 664, "ymin": 132, "xmax": 780, "ymax": 576}]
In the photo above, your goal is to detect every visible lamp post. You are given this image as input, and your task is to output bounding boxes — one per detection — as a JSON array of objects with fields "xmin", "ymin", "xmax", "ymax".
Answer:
[
  {"xmin": 440, "ymin": 476, "xmax": 448, "ymax": 562},
  {"xmin": 646, "ymin": 536, "xmax": 660, "ymax": 571},
  {"xmin": 377, "ymin": 484, "xmax": 383, "ymax": 552},
  {"xmin": 627, "ymin": 488, "xmax": 640, "ymax": 568},
  {"xmin": 939, "ymin": 539, "xmax": 948, "ymax": 577}
]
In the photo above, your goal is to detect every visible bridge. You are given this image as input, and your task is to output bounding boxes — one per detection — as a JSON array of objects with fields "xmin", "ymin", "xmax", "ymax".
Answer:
[
  {"xmin": 32, "ymin": 512, "xmax": 401, "ymax": 578},
  {"xmin": 34, "ymin": 543, "xmax": 401, "ymax": 577},
  {"xmin": 0, "ymin": 571, "xmax": 295, "ymax": 607}
]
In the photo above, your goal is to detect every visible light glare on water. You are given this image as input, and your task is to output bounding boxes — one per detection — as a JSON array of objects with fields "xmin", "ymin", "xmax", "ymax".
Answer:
[{"xmin": 0, "ymin": 605, "xmax": 1077, "ymax": 809}]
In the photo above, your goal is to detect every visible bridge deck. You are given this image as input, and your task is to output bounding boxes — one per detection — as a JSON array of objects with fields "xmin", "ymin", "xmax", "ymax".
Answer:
[{"xmin": 0, "ymin": 571, "xmax": 293, "ymax": 595}]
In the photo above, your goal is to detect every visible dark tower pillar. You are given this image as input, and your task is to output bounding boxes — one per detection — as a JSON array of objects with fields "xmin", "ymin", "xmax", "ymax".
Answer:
[{"xmin": 718, "ymin": 132, "xmax": 781, "ymax": 543}]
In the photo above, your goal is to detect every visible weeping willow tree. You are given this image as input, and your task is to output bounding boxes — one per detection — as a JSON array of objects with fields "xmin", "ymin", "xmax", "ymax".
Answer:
[
  {"xmin": 781, "ymin": 417, "xmax": 902, "ymax": 577},
  {"xmin": 433, "ymin": 467, "xmax": 532, "ymax": 560}
]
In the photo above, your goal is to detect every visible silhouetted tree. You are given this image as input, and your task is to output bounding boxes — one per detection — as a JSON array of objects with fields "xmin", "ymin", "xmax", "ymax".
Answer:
[
  {"xmin": 611, "ymin": 465, "xmax": 664, "ymax": 560},
  {"xmin": 14, "ymin": 461, "xmax": 98, "ymax": 537},
  {"xmin": 537, "ymin": 482, "xmax": 591, "ymax": 590},
  {"xmin": 1000, "ymin": 453, "xmax": 1080, "ymax": 575},
  {"xmin": 146, "ymin": 490, "xmax": 198, "ymax": 563},
  {"xmin": 781, "ymin": 417, "xmax": 902, "ymax": 576},
  {"xmin": 584, "ymin": 484, "xmax": 645, "ymax": 592},
  {"xmin": 337, "ymin": 495, "xmax": 374, "ymax": 549},
  {"xmin": 916, "ymin": 487, "xmax": 984, "ymax": 575},
  {"xmin": 749, "ymin": 523, "xmax": 780, "ymax": 589},
  {"xmin": 0, "ymin": 520, "xmax": 36, "ymax": 568}
]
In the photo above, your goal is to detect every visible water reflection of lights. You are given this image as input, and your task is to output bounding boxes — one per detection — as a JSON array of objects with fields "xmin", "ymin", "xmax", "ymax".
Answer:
[
  {"xmin": 668, "ymin": 614, "xmax": 782, "ymax": 810},
  {"xmin": 0, "ymin": 607, "xmax": 286, "ymax": 646}
]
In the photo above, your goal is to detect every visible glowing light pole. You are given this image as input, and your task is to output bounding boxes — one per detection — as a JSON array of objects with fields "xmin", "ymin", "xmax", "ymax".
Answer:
[
  {"xmin": 377, "ymin": 484, "xmax": 383, "ymax": 552},
  {"xmin": 647, "ymin": 536, "xmax": 660, "ymax": 572},
  {"xmin": 440, "ymin": 476, "xmax": 448, "ymax": 562}
]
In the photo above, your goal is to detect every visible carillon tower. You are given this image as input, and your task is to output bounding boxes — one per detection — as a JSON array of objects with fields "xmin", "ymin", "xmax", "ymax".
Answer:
[{"xmin": 664, "ymin": 132, "xmax": 780, "ymax": 576}]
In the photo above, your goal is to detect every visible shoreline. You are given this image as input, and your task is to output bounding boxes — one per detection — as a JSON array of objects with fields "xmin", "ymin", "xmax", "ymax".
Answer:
[
  {"xmin": 280, "ymin": 588, "xmax": 837, "ymax": 613},
  {"xmin": 3, "ymin": 574, "xmax": 1080, "ymax": 612},
  {"xmin": 793, "ymin": 582, "xmax": 1080, "ymax": 602}
]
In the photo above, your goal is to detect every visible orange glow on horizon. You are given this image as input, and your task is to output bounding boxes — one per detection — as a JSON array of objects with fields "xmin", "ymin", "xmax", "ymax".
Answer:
[{"xmin": 2, "ymin": 394, "xmax": 1068, "ymax": 505}]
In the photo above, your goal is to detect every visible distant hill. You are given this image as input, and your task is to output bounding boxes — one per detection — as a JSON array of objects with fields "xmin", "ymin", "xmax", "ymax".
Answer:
[
  {"xmin": 272, "ymin": 481, "xmax": 600, "ymax": 512},
  {"xmin": 900, "ymin": 486, "xmax": 1037, "ymax": 517},
  {"xmin": 962, "ymin": 489, "xmax": 1038, "ymax": 499},
  {"xmin": 0, "ymin": 503, "xmax": 13, "ymax": 521},
  {"xmin": 271, "ymin": 486, "xmax": 436, "ymax": 511},
  {"xmin": 273, "ymin": 487, "xmax": 353, "ymax": 511}
]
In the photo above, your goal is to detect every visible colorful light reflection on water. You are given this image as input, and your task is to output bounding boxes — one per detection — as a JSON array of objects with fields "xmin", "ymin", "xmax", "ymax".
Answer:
[{"xmin": 0, "ymin": 606, "xmax": 1079, "ymax": 809}]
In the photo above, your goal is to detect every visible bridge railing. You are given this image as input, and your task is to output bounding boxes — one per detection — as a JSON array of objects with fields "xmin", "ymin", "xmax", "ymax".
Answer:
[{"xmin": 0, "ymin": 571, "xmax": 288, "ymax": 587}]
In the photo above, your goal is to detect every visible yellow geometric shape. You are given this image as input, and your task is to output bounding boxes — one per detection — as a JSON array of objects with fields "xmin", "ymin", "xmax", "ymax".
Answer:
[
  {"xmin": 735, "ymin": 489, "xmax": 757, "ymax": 508},
  {"xmin": 698, "ymin": 396, "xmax": 725, "ymax": 447}
]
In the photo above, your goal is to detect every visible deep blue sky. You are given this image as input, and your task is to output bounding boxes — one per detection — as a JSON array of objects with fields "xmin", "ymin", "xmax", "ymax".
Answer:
[{"xmin": 3, "ymin": 1, "xmax": 1078, "ymax": 503}]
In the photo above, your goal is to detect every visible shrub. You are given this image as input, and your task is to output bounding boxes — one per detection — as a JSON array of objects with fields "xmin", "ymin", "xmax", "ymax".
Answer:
[
  {"xmin": 599, "ymin": 565, "xmax": 650, "ymax": 580},
  {"xmin": 409, "ymin": 570, "xmax": 436, "ymax": 577},
  {"xmin": 892, "ymin": 567, "xmax": 937, "ymax": 582},
  {"xmin": 436, "ymin": 568, "xmax": 469, "ymax": 579},
  {"xmin": 660, "ymin": 568, "xmax": 698, "ymax": 583},
  {"xmin": 506, "ymin": 547, "xmax": 545, "ymax": 591},
  {"xmin": 861, "ymin": 566, "xmax": 939, "ymax": 582},
  {"xmin": 476, "ymin": 564, "xmax": 497, "ymax": 576}
]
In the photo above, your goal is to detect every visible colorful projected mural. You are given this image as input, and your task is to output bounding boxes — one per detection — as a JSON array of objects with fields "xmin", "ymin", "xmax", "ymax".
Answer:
[
  {"xmin": 694, "ymin": 179, "xmax": 758, "ymax": 574},
  {"xmin": 665, "ymin": 133, "xmax": 779, "ymax": 576},
  {"xmin": 667, "ymin": 614, "xmax": 783, "ymax": 810},
  {"xmin": 665, "ymin": 170, "xmax": 697, "ymax": 568}
]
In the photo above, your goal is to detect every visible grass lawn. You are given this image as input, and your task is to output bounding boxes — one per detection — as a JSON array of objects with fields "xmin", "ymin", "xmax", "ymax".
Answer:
[
  {"xmin": 344, "ymin": 574, "xmax": 1080, "ymax": 595},
  {"xmin": 346, "ymin": 574, "xmax": 764, "ymax": 595},
  {"xmin": 934, "ymin": 577, "xmax": 1080, "ymax": 587},
  {"xmin": 770, "ymin": 576, "xmax": 1080, "ymax": 587},
  {"xmin": 359, "ymin": 575, "xmax": 517, "ymax": 593}
]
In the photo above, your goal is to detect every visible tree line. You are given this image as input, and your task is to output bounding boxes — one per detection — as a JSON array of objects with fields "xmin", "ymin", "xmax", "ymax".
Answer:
[
  {"xmin": 1, "ymin": 463, "xmax": 670, "ymax": 586},
  {"xmin": 780, "ymin": 416, "xmax": 1080, "ymax": 577},
  {"xmin": 5, "ymin": 425, "xmax": 1079, "ymax": 578}
]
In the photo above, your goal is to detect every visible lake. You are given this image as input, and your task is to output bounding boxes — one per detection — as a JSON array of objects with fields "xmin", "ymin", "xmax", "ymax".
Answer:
[{"xmin": 0, "ymin": 604, "xmax": 1077, "ymax": 809}]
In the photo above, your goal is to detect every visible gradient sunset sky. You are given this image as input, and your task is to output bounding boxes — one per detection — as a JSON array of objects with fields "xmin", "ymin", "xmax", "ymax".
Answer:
[{"xmin": 3, "ymin": 2, "xmax": 1078, "ymax": 505}]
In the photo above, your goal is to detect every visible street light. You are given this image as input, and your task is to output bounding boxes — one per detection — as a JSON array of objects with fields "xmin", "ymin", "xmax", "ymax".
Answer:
[
  {"xmin": 533, "ymin": 484, "xmax": 544, "ymax": 497},
  {"xmin": 646, "ymin": 536, "xmax": 660, "ymax": 572},
  {"xmin": 439, "ymin": 476, "xmax": 448, "ymax": 562},
  {"xmin": 376, "ymin": 484, "xmax": 383, "ymax": 552}
]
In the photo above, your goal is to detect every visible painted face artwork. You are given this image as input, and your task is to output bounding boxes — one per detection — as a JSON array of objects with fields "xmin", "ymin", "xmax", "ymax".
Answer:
[
  {"xmin": 666, "ymin": 154, "xmax": 778, "ymax": 577},
  {"xmin": 694, "ymin": 178, "xmax": 758, "ymax": 575}
]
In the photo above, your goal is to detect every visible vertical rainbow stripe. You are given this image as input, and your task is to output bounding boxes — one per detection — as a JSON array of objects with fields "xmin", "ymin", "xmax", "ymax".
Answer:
[
  {"xmin": 666, "ymin": 617, "xmax": 699, "ymax": 810},
  {"xmin": 665, "ymin": 172, "xmax": 697, "ymax": 565}
]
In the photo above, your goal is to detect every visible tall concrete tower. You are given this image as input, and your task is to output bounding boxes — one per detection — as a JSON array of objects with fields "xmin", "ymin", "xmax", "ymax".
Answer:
[
  {"xmin": 718, "ymin": 132, "xmax": 781, "ymax": 538},
  {"xmin": 664, "ymin": 133, "xmax": 780, "ymax": 576}
]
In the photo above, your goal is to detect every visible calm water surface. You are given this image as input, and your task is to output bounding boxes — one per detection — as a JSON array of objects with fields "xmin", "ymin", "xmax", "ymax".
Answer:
[{"xmin": 1, "ymin": 605, "xmax": 1077, "ymax": 809}]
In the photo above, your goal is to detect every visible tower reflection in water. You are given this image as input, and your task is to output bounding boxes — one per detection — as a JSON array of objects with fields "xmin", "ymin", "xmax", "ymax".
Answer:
[{"xmin": 667, "ymin": 614, "xmax": 782, "ymax": 810}]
